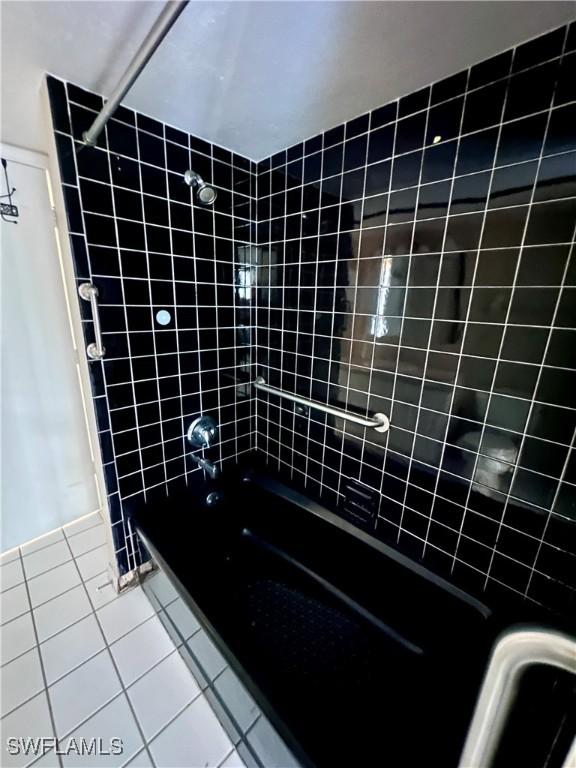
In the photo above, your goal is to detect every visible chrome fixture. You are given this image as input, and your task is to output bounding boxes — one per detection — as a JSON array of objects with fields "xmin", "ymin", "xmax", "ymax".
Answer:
[
  {"xmin": 206, "ymin": 491, "xmax": 223, "ymax": 506},
  {"xmin": 78, "ymin": 282, "xmax": 105, "ymax": 360},
  {"xmin": 253, "ymin": 376, "xmax": 389, "ymax": 433},
  {"xmin": 186, "ymin": 415, "xmax": 218, "ymax": 448},
  {"xmin": 184, "ymin": 170, "xmax": 218, "ymax": 205},
  {"xmin": 190, "ymin": 454, "xmax": 219, "ymax": 479},
  {"xmin": 459, "ymin": 627, "xmax": 576, "ymax": 768},
  {"xmin": 83, "ymin": 1, "xmax": 189, "ymax": 147},
  {"xmin": 186, "ymin": 416, "xmax": 219, "ymax": 478}
]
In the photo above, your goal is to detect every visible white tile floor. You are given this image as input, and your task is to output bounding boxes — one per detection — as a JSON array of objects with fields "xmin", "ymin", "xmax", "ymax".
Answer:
[{"xmin": 0, "ymin": 514, "xmax": 244, "ymax": 768}]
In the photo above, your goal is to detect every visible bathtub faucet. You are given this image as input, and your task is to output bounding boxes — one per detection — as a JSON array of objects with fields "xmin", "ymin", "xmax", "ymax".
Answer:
[
  {"xmin": 186, "ymin": 415, "xmax": 220, "ymax": 480},
  {"xmin": 190, "ymin": 453, "xmax": 220, "ymax": 479}
]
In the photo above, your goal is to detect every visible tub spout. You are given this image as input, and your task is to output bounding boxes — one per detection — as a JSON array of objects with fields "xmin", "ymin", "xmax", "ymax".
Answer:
[{"xmin": 191, "ymin": 454, "xmax": 219, "ymax": 479}]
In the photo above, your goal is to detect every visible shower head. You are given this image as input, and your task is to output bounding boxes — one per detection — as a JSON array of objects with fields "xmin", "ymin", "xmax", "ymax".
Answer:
[{"xmin": 184, "ymin": 169, "xmax": 218, "ymax": 205}]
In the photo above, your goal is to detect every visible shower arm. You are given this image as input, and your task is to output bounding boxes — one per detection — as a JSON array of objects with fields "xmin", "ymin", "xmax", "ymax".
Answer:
[{"xmin": 83, "ymin": 0, "xmax": 189, "ymax": 147}]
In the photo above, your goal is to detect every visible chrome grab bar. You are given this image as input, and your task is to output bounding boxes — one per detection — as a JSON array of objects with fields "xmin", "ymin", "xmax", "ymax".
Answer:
[
  {"xmin": 254, "ymin": 376, "xmax": 389, "ymax": 433},
  {"xmin": 459, "ymin": 628, "xmax": 576, "ymax": 768},
  {"xmin": 78, "ymin": 282, "xmax": 105, "ymax": 360}
]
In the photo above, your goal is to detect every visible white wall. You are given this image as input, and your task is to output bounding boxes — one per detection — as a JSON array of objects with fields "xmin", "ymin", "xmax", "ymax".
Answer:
[
  {"xmin": 1, "ymin": 144, "xmax": 100, "ymax": 551},
  {"xmin": 1, "ymin": 2, "xmax": 574, "ymax": 159}
]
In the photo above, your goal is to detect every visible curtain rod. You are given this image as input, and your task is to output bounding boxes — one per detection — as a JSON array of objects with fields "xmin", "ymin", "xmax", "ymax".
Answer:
[{"xmin": 83, "ymin": 0, "xmax": 189, "ymax": 147}]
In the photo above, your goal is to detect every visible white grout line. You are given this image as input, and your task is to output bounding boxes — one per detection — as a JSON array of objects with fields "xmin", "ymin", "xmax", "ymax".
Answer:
[
  {"xmin": 401, "ymin": 65, "xmax": 472, "ymax": 554},
  {"xmin": 525, "ymin": 425, "xmax": 576, "ymax": 595},
  {"xmin": 335, "ymin": 113, "xmax": 373, "ymax": 499},
  {"xmin": 61, "ymin": 531, "xmax": 157, "ymax": 767},
  {"xmin": 303, "ymin": 133, "xmax": 326, "ymax": 491},
  {"xmin": 249, "ymin": 30, "xmax": 574, "ymax": 604},
  {"xmin": 135, "ymin": 112, "xmax": 170, "ymax": 502},
  {"xmin": 49, "ymin": 26, "xmax": 576, "ymax": 612},
  {"xmin": 450, "ymin": 27, "xmax": 570, "ymax": 580},
  {"xmin": 16, "ymin": 548, "xmax": 65, "ymax": 768}
]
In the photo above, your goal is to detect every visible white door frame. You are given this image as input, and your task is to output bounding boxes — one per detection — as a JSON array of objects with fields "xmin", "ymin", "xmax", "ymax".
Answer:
[{"xmin": 3, "ymin": 117, "xmax": 120, "ymax": 585}]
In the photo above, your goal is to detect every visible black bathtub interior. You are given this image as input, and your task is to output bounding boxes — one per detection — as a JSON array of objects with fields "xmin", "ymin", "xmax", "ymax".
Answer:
[{"xmin": 135, "ymin": 470, "xmax": 575, "ymax": 768}]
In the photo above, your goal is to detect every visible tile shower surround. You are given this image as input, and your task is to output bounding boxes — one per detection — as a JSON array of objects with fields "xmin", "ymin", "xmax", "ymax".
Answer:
[
  {"xmin": 51, "ymin": 20, "xmax": 576, "ymax": 614},
  {"xmin": 48, "ymin": 76, "xmax": 256, "ymax": 576},
  {"xmin": 255, "ymin": 21, "xmax": 576, "ymax": 615}
]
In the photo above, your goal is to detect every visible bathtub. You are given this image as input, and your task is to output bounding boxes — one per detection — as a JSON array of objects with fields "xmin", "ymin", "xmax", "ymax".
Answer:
[{"xmin": 135, "ymin": 469, "xmax": 574, "ymax": 767}]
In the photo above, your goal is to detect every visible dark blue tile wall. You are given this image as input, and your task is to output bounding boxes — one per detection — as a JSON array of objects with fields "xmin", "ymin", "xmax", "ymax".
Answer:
[
  {"xmin": 255, "ymin": 22, "xmax": 576, "ymax": 615},
  {"xmin": 48, "ymin": 77, "xmax": 255, "ymax": 575},
  {"xmin": 49, "ymin": 21, "xmax": 576, "ymax": 615}
]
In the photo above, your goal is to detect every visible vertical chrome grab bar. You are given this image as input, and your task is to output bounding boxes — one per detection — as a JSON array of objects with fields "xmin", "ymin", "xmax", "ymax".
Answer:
[
  {"xmin": 78, "ymin": 282, "xmax": 105, "ymax": 360},
  {"xmin": 459, "ymin": 628, "xmax": 576, "ymax": 768}
]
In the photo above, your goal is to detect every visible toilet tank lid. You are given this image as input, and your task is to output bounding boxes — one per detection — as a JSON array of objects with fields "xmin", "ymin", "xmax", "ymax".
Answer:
[{"xmin": 457, "ymin": 431, "xmax": 517, "ymax": 459}]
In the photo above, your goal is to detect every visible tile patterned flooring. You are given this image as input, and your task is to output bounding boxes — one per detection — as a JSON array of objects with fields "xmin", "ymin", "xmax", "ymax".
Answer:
[{"xmin": 0, "ymin": 514, "xmax": 245, "ymax": 768}]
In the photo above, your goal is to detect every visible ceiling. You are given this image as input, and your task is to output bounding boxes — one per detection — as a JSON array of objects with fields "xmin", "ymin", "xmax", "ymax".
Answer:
[{"xmin": 2, "ymin": 1, "xmax": 575, "ymax": 161}]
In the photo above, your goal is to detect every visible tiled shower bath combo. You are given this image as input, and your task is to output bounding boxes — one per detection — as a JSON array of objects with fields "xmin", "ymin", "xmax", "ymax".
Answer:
[
  {"xmin": 51, "ymin": 21, "xmax": 575, "ymax": 615},
  {"xmin": 38, "ymin": 14, "xmax": 576, "ymax": 768}
]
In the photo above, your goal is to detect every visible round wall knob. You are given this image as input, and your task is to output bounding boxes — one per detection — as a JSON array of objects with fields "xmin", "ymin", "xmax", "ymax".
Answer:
[{"xmin": 186, "ymin": 415, "xmax": 219, "ymax": 448}]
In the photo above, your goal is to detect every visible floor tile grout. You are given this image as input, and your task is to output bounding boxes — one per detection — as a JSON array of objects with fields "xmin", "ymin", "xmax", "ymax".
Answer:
[
  {"xmin": 0, "ymin": 608, "xmax": 31, "ymax": 628},
  {"xmin": 3, "ymin": 627, "xmax": 200, "ymax": 729},
  {"xmin": 13, "ymin": 517, "xmax": 104, "ymax": 560},
  {"xmin": 60, "ymin": 531, "xmax": 159, "ymax": 768},
  {"xmin": 0, "ymin": 548, "xmax": 21, "ymax": 565},
  {"xmin": 0, "ymin": 577, "xmax": 105, "ymax": 652},
  {"xmin": 1, "ymin": 549, "xmax": 111, "ymax": 665},
  {"xmin": 5, "ymin": 613, "xmax": 215, "ymax": 764},
  {"xmin": 33, "ymin": 600, "xmax": 94, "ymax": 645},
  {"xmin": 1, "ymin": 579, "xmax": 31, "ymax": 597},
  {"xmin": 63, "ymin": 516, "xmax": 104, "ymax": 539},
  {"xmin": 127, "ymin": 688, "xmax": 204, "ymax": 755},
  {"xmin": 18, "ymin": 539, "xmax": 108, "ymax": 585},
  {"xmin": 1, "ymin": 603, "xmax": 155, "ymax": 671},
  {"xmin": 0, "ymin": 512, "xmax": 102, "ymax": 560},
  {"xmin": 31, "ymin": 565, "xmax": 109, "ymax": 612},
  {"xmin": 3, "ymin": 609, "xmax": 183, "ymax": 719},
  {"xmin": 16, "ymin": 549, "xmax": 65, "ymax": 768},
  {"xmin": 2, "ymin": 518, "xmax": 238, "ymax": 768},
  {"xmin": 25, "ymin": 577, "xmax": 87, "ymax": 613}
]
